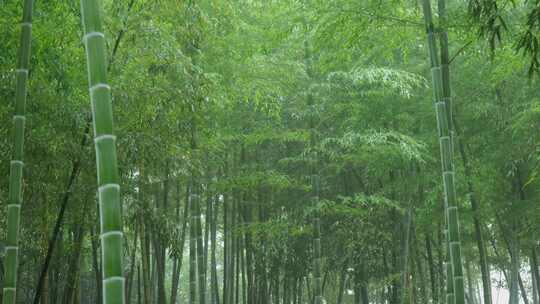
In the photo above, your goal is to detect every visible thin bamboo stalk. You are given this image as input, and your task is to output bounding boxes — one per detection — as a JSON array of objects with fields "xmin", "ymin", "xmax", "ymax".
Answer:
[
  {"xmin": 190, "ymin": 188, "xmax": 198, "ymax": 304},
  {"xmin": 3, "ymin": 1, "xmax": 34, "ymax": 303},
  {"xmin": 195, "ymin": 189, "xmax": 207, "ymax": 304}
]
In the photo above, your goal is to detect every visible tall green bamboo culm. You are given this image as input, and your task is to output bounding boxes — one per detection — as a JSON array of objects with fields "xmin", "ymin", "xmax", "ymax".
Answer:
[
  {"xmin": 80, "ymin": 1, "xmax": 124, "ymax": 303},
  {"xmin": 445, "ymin": 226, "xmax": 455, "ymax": 304},
  {"xmin": 195, "ymin": 189, "xmax": 206, "ymax": 304},
  {"xmin": 421, "ymin": 5, "xmax": 454, "ymax": 304},
  {"xmin": 421, "ymin": 1, "xmax": 466, "ymax": 304},
  {"xmin": 312, "ymin": 175, "xmax": 323, "ymax": 304},
  {"xmin": 3, "ymin": 1, "xmax": 34, "ymax": 303},
  {"xmin": 189, "ymin": 188, "xmax": 198, "ymax": 304},
  {"xmin": 437, "ymin": 1, "xmax": 466, "ymax": 303}
]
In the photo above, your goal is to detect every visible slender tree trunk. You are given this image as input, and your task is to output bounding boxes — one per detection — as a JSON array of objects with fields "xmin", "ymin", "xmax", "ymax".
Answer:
[
  {"xmin": 40, "ymin": 193, "xmax": 50, "ymax": 304},
  {"xmin": 152, "ymin": 256, "xmax": 158, "ymax": 304},
  {"xmin": 476, "ymin": 279, "xmax": 483, "ymax": 304},
  {"xmin": 354, "ymin": 279, "xmax": 361, "ymax": 304},
  {"xmin": 223, "ymin": 182, "xmax": 230, "ymax": 304},
  {"xmin": 190, "ymin": 186, "xmax": 198, "ymax": 304},
  {"xmin": 337, "ymin": 262, "xmax": 348, "ymax": 304},
  {"xmin": 306, "ymin": 275, "xmax": 312, "ymax": 304},
  {"xmin": 0, "ymin": 261, "xmax": 3, "ymax": 303},
  {"xmin": 426, "ymin": 233, "xmax": 438, "ymax": 304},
  {"xmin": 74, "ymin": 270, "xmax": 81, "ymax": 304},
  {"xmin": 382, "ymin": 245, "xmax": 390, "ymax": 304},
  {"xmin": 229, "ymin": 190, "xmax": 236, "ymax": 304},
  {"xmin": 518, "ymin": 274, "xmax": 529, "ymax": 304},
  {"xmin": 141, "ymin": 183, "xmax": 151, "ymax": 304},
  {"xmin": 490, "ymin": 233, "xmax": 529, "ymax": 304},
  {"xmin": 156, "ymin": 169, "xmax": 170, "ymax": 304},
  {"xmin": 153, "ymin": 175, "xmax": 168, "ymax": 304},
  {"xmin": 508, "ymin": 230, "xmax": 519, "ymax": 304},
  {"xmin": 465, "ymin": 259, "xmax": 476, "ymax": 304},
  {"xmin": 63, "ymin": 222, "xmax": 86, "ymax": 304},
  {"xmin": 241, "ymin": 231, "xmax": 247, "ymax": 304},
  {"xmin": 299, "ymin": 276, "xmax": 303, "ymax": 304},
  {"xmin": 359, "ymin": 264, "xmax": 369, "ymax": 304},
  {"xmin": 171, "ymin": 254, "xmax": 179, "ymax": 304},
  {"xmin": 204, "ymin": 187, "xmax": 211, "ymax": 303},
  {"xmin": 309, "ymin": 176, "xmax": 323, "ymax": 304},
  {"xmin": 412, "ymin": 249, "xmax": 418, "ymax": 304},
  {"xmin": 258, "ymin": 194, "xmax": 269, "ymax": 304},
  {"xmin": 41, "ymin": 271, "xmax": 48, "ymax": 304},
  {"xmin": 171, "ymin": 181, "xmax": 189, "ymax": 304},
  {"xmin": 241, "ymin": 188, "xmax": 255, "ymax": 304},
  {"xmin": 51, "ymin": 235, "xmax": 62, "ymax": 304},
  {"xmin": 126, "ymin": 227, "xmax": 139, "ymax": 304},
  {"xmin": 211, "ymin": 195, "xmax": 220, "ymax": 304},
  {"xmin": 495, "ymin": 212, "xmax": 529, "ymax": 304},
  {"xmin": 284, "ymin": 275, "xmax": 290, "ymax": 304},
  {"xmin": 289, "ymin": 276, "xmax": 298, "ymax": 304},
  {"xmin": 273, "ymin": 267, "xmax": 280, "ymax": 304},
  {"xmin": 195, "ymin": 188, "xmax": 207, "ymax": 304},
  {"xmin": 391, "ymin": 240, "xmax": 400, "ymax": 304},
  {"xmin": 532, "ymin": 257, "xmax": 539, "ymax": 304},
  {"xmin": 234, "ymin": 215, "xmax": 240, "ymax": 304},
  {"xmin": 414, "ymin": 233, "xmax": 427, "ymax": 304},
  {"xmin": 400, "ymin": 207, "xmax": 412, "ymax": 304},
  {"xmin": 137, "ymin": 264, "xmax": 142, "ymax": 304}
]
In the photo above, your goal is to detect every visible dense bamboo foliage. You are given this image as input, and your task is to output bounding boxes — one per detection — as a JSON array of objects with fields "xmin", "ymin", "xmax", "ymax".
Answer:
[{"xmin": 1, "ymin": 1, "xmax": 540, "ymax": 304}]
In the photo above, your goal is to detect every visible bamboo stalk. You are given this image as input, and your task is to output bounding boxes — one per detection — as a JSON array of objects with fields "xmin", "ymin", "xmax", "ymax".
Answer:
[
  {"xmin": 421, "ymin": 1, "xmax": 466, "ymax": 304},
  {"xmin": 171, "ymin": 181, "xmax": 189, "ymax": 304},
  {"xmin": 195, "ymin": 188, "xmax": 207, "ymax": 304},
  {"xmin": 189, "ymin": 188, "xmax": 198, "ymax": 304},
  {"xmin": 210, "ymin": 194, "xmax": 220, "ymax": 304},
  {"xmin": 3, "ymin": 1, "xmax": 34, "ymax": 303},
  {"xmin": 80, "ymin": 0, "xmax": 125, "ymax": 303}
]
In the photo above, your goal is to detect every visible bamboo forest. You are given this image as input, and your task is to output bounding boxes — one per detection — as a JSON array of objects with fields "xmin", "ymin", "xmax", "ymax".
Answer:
[{"xmin": 3, "ymin": 0, "xmax": 540, "ymax": 304}]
